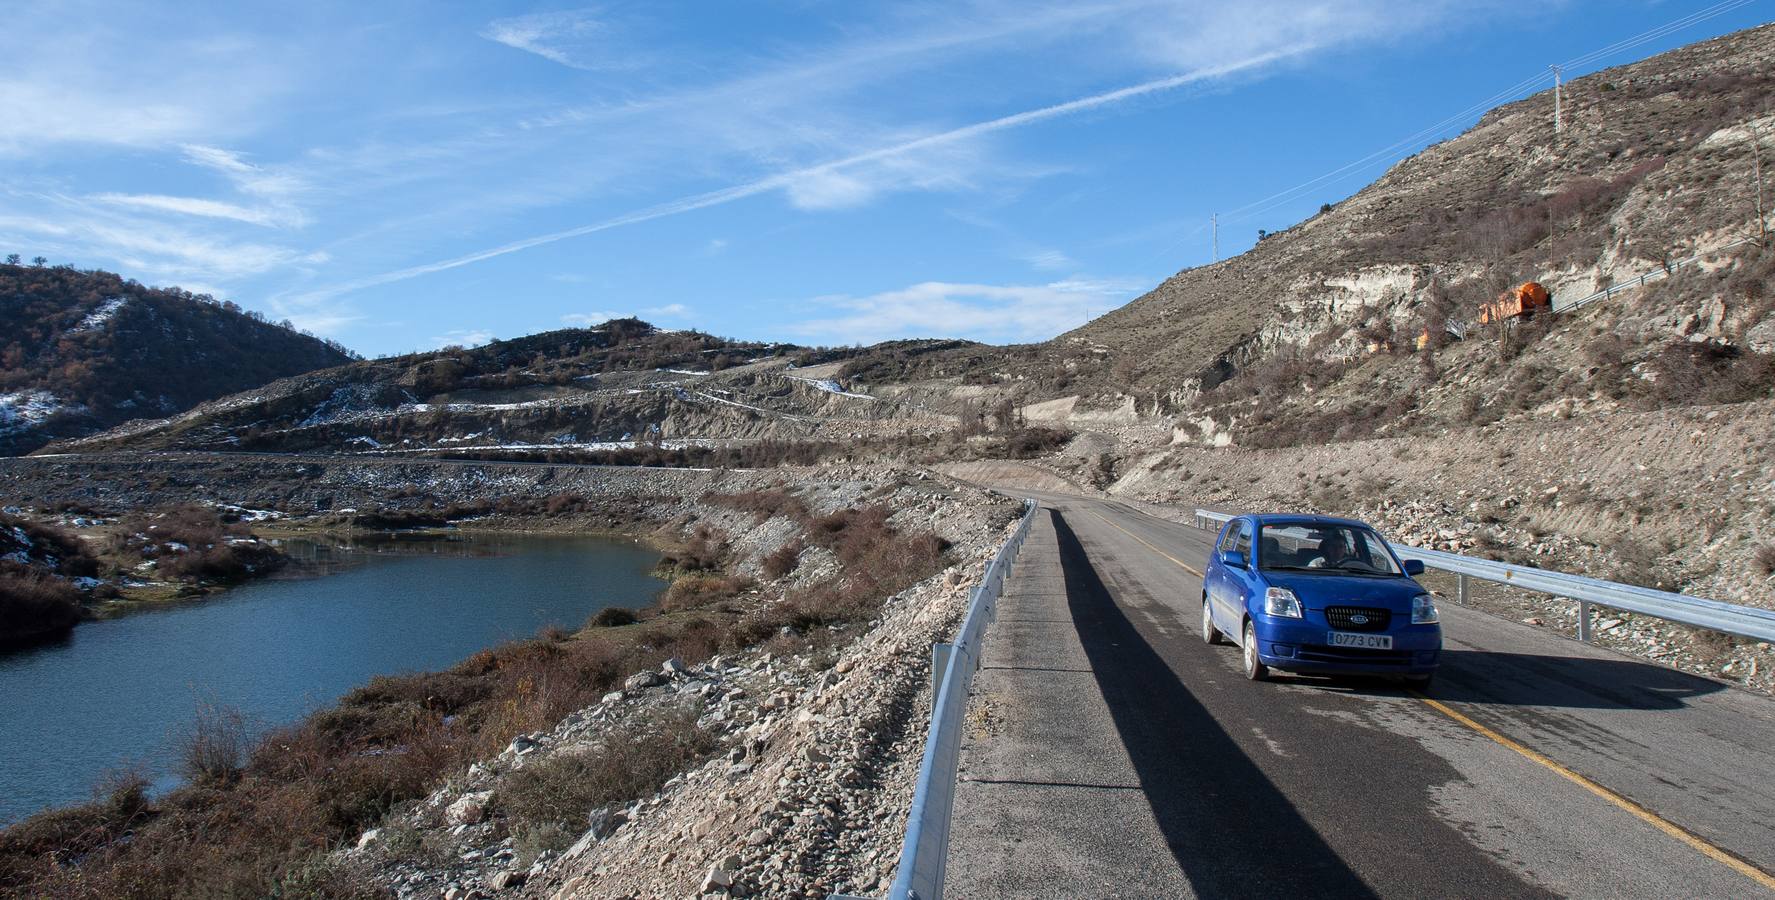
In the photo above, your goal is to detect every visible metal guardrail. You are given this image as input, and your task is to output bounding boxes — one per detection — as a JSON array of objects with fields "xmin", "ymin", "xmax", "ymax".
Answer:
[
  {"xmin": 1434, "ymin": 234, "xmax": 1764, "ymax": 341},
  {"xmin": 837, "ymin": 499, "xmax": 1036, "ymax": 900},
  {"xmin": 1193, "ymin": 508, "xmax": 1775, "ymax": 644},
  {"xmin": 1555, "ymin": 236, "xmax": 1760, "ymax": 314}
]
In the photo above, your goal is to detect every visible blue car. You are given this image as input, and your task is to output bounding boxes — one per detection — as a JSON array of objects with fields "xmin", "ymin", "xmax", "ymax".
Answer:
[{"xmin": 1202, "ymin": 514, "xmax": 1441, "ymax": 689}]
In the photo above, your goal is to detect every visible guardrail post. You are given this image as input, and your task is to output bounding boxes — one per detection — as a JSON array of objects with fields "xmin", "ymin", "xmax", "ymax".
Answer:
[
  {"xmin": 1457, "ymin": 573, "xmax": 1469, "ymax": 607},
  {"xmin": 1578, "ymin": 601, "xmax": 1594, "ymax": 643},
  {"xmin": 931, "ymin": 643, "xmax": 954, "ymax": 694}
]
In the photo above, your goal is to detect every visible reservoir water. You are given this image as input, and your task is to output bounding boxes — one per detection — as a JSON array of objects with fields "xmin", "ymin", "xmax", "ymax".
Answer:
[{"xmin": 0, "ymin": 532, "xmax": 665, "ymax": 824}]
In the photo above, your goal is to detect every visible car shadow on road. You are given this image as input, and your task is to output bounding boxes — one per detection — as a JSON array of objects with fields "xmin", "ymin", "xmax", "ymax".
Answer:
[
  {"xmin": 1274, "ymin": 650, "xmax": 1728, "ymax": 711},
  {"xmin": 1050, "ymin": 509, "xmax": 1381, "ymax": 899}
]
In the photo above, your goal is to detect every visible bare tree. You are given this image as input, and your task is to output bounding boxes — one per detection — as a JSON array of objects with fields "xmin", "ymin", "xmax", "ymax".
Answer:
[
  {"xmin": 30, "ymin": 256, "xmax": 46, "ymax": 267},
  {"xmin": 3, "ymin": 254, "xmax": 18, "ymax": 265}
]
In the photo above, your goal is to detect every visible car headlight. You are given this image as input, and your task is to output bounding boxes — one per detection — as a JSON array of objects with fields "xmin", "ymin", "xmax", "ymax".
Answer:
[
  {"xmin": 1264, "ymin": 587, "xmax": 1303, "ymax": 618},
  {"xmin": 1411, "ymin": 593, "xmax": 1440, "ymax": 625}
]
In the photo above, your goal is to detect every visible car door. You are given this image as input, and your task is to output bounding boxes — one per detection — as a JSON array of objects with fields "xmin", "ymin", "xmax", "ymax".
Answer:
[{"xmin": 1210, "ymin": 519, "xmax": 1252, "ymax": 634}]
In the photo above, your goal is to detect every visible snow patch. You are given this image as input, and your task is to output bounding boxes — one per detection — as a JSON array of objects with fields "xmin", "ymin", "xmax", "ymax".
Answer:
[
  {"xmin": 71, "ymin": 297, "xmax": 129, "ymax": 333},
  {"xmin": 786, "ymin": 375, "xmax": 875, "ymax": 400},
  {"xmin": 0, "ymin": 390, "xmax": 72, "ymax": 435}
]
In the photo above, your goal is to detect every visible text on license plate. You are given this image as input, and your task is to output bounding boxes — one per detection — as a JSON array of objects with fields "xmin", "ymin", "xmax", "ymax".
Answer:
[{"xmin": 1328, "ymin": 631, "xmax": 1392, "ymax": 649}]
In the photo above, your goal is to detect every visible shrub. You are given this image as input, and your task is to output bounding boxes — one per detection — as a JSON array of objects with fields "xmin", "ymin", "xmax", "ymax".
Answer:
[
  {"xmin": 1755, "ymin": 544, "xmax": 1775, "ymax": 577},
  {"xmin": 181, "ymin": 701, "xmax": 250, "ymax": 785},
  {"xmin": 501, "ymin": 707, "xmax": 716, "ymax": 851},
  {"xmin": 656, "ymin": 524, "xmax": 728, "ymax": 573},
  {"xmin": 1606, "ymin": 536, "xmax": 1666, "ymax": 590},
  {"xmin": 588, "ymin": 606, "xmax": 638, "ymax": 627},
  {"xmin": 1001, "ymin": 426, "xmax": 1073, "ymax": 458},
  {"xmin": 660, "ymin": 574, "xmax": 753, "ymax": 612},
  {"xmin": 110, "ymin": 505, "xmax": 285, "ymax": 583},
  {"xmin": 0, "ymin": 570, "xmax": 84, "ymax": 644},
  {"xmin": 762, "ymin": 541, "xmax": 803, "ymax": 579}
]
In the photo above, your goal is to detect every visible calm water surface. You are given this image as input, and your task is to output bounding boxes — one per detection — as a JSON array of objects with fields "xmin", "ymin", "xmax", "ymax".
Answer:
[{"xmin": 0, "ymin": 532, "xmax": 665, "ymax": 824}]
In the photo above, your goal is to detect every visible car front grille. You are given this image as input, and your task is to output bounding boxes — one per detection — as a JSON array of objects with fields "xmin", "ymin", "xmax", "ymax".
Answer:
[
  {"xmin": 1297, "ymin": 646, "xmax": 1414, "ymax": 666},
  {"xmin": 1326, "ymin": 606, "xmax": 1391, "ymax": 631}
]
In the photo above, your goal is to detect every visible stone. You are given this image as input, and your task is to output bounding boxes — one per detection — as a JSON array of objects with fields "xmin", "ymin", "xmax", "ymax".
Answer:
[
  {"xmin": 488, "ymin": 869, "xmax": 527, "ymax": 891},
  {"xmin": 624, "ymin": 671, "xmax": 664, "ymax": 691},
  {"xmin": 586, "ymin": 806, "xmax": 625, "ymax": 839},
  {"xmin": 601, "ymin": 690, "xmax": 625, "ymax": 704},
  {"xmin": 662, "ymin": 656, "xmax": 690, "ymax": 677},
  {"xmin": 509, "ymin": 735, "xmax": 540, "ymax": 755},
  {"xmin": 447, "ymin": 791, "xmax": 493, "ymax": 825},
  {"xmin": 356, "ymin": 828, "xmax": 382, "ymax": 850},
  {"xmin": 701, "ymin": 864, "xmax": 734, "ymax": 893}
]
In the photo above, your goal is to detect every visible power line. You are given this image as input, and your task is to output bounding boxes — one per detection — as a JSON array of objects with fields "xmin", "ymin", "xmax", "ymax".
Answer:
[{"xmin": 1156, "ymin": 0, "xmax": 1762, "ymax": 258}]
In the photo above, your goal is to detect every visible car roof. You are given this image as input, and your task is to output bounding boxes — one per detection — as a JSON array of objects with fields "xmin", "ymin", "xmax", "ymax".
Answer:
[{"xmin": 1244, "ymin": 513, "xmax": 1373, "ymax": 529}]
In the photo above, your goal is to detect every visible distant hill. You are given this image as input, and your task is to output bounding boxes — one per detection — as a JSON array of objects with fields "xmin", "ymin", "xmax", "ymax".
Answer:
[
  {"xmin": 0, "ymin": 264, "xmax": 357, "ymax": 455},
  {"xmin": 45, "ymin": 319, "xmax": 963, "ymax": 455}
]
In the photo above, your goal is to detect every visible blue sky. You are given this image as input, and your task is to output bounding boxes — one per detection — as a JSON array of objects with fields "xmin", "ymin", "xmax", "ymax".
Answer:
[{"xmin": 1, "ymin": 1, "xmax": 1766, "ymax": 356}]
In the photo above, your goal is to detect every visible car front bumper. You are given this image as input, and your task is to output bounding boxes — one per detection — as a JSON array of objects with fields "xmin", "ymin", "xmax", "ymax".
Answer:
[{"xmin": 1252, "ymin": 616, "xmax": 1441, "ymax": 676}]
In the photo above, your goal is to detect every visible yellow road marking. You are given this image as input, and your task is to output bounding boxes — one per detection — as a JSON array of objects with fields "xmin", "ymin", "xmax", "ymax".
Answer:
[
  {"xmin": 1084, "ymin": 503, "xmax": 1771, "ymax": 890},
  {"xmin": 1415, "ymin": 693, "xmax": 1775, "ymax": 892},
  {"xmin": 1086, "ymin": 510, "xmax": 1203, "ymax": 577}
]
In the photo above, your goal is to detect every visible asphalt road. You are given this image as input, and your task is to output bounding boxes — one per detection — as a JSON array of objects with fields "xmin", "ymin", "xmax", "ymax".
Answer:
[{"xmin": 945, "ymin": 490, "xmax": 1775, "ymax": 898}]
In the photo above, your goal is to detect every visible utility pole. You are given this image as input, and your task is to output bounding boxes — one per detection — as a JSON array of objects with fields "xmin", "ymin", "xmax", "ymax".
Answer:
[
  {"xmin": 1551, "ymin": 64, "xmax": 1564, "ymax": 135},
  {"xmin": 1212, "ymin": 213, "xmax": 1219, "ymax": 262},
  {"xmin": 1753, "ymin": 119, "xmax": 1768, "ymax": 238}
]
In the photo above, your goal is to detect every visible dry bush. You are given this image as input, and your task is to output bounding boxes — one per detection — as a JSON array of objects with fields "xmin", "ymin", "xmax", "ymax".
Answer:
[
  {"xmin": 762, "ymin": 541, "xmax": 803, "ymax": 579},
  {"xmin": 587, "ymin": 606, "xmax": 638, "ymax": 627},
  {"xmin": 110, "ymin": 505, "xmax": 284, "ymax": 584},
  {"xmin": 656, "ymin": 524, "xmax": 728, "ymax": 573},
  {"xmin": 181, "ymin": 701, "xmax": 250, "ymax": 785},
  {"xmin": 501, "ymin": 707, "xmax": 717, "ymax": 852},
  {"xmin": 1754, "ymin": 543, "xmax": 1775, "ymax": 577},
  {"xmin": 0, "ymin": 570, "xmax": 84, "ymax": 643},
  {"xmin": 0, "ymin": 513, "xmax": 99, "ymax": 577},
  {"xmin": 660, "ymin": 574, "xmax": 753, "ymax": 612},
  {"xmin": 1606, "ymin": 535, "xmax": 1667, "ymax": 590}
]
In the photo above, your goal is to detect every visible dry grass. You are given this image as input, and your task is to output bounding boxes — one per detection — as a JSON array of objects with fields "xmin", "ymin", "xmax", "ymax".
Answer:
[{"xmin": 501, "ymin": 706, "xmax": 716, "ymax": 853}]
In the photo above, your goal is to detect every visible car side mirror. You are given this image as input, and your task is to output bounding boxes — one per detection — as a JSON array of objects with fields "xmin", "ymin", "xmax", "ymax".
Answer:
[
  {"xmin": 1219, "ymin": 549, "xmax": 1247, "ymax": 569},
  {"xmin": 1402, "ymin": 559, "xmax": 1425, "ymax": 576}
]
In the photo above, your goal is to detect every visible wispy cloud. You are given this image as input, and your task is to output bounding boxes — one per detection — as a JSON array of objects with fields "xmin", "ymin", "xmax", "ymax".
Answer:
[
  {"xmin": 562, "ymin": 311, "xmax": 623, "ymax": 326},
  {"xmin": 431, "ymin": 328, "xmax": 495, "ymax": 348},
  {"xmin": 561, "ymin": 303, "xmax": 689, "ymax": 326},
  {"xmin": 0, "ymin": 209, "xmax": 319, "ymax": 281},
  {"xmin": 294, "ymin": 42, "xmax": 1307, "ymax": 304},
  {"xmin": 88, "ymin": 193, "xmax": 287, "ymax": 227},
  {"xmin": 789, "ymin": 277, "xmax": 1145, "ymax": 346},
  {"xmin": 481, "ymin": 9, "xmax": 626, "ymax": 71},
  {"xmin": 1023, "ymin": 249, "xmax": 1076, "ymax": 270}
]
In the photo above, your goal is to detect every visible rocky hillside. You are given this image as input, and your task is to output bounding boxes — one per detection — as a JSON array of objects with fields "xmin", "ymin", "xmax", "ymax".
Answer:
[
  {"xmin": 807, "ymin": 23, "xmax": 1775, "ymax": 449},
  {"xmin": 0, "ymin": 263, "xmax": 356, "ymax": 455},
  {"xmin": 48, "ymin": 320, "xmax": 962, "ymax": 456}
]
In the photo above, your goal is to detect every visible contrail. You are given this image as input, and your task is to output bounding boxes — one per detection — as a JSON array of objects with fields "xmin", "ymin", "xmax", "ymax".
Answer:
[{"xmin": 293, "ymin": 43, "xmax": 1313, "ymax": 305}]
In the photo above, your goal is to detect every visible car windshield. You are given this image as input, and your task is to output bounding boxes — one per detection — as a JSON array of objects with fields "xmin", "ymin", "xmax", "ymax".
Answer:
[{"xmin": 1257, "ymin": 523, "xmax": 1402, "ymax": 576}]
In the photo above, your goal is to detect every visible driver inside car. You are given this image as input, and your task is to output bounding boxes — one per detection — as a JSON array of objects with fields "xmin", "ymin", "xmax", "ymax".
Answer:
[{"xmin": 1308, "ymin": 532, "xmax": 1354, "ymax": 569}]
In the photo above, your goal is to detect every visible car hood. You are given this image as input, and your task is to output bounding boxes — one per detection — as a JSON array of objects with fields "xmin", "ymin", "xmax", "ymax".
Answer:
[{"xmin": 1263, "ymin": 572, "xmax": 1424, "ymax": 611}]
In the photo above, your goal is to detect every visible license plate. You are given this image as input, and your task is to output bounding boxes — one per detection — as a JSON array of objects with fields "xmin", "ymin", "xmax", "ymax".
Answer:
[{"xmin": 1328, "ymin": 631, "xmax": 1393, "ymax": 649}]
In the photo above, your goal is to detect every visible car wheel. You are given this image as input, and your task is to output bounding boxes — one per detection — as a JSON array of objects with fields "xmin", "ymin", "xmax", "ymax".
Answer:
[
  {"xmin": 1242, "ymin": 621, "xmax": 1267, "ymax": 681},
  {"xmin": 1202, "ymin": 596, "xmax": 1223, "ymax": 645},
  {"xmin": 1406, "ymin": 673, "xmax": 1434, "ymax": 692}
]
